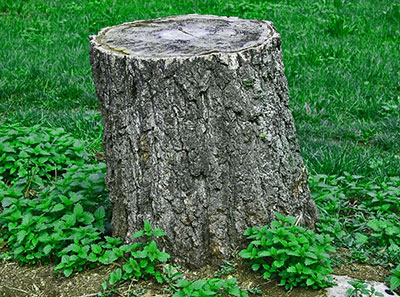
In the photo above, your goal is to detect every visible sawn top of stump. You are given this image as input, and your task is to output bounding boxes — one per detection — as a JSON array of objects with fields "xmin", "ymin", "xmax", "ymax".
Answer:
[{"xmin": 92, "ymin": 14, "xmax": 275, "ymax": 58}]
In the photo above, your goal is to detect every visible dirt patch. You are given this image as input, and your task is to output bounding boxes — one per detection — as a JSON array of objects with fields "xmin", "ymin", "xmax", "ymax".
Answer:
[
  {"xmin": 334, "ymin": 262, "xmax": 389, "ymax": 283},
  {"xmin": 0, "ymin": 256, "xmax": 392, "ymax": 297}
]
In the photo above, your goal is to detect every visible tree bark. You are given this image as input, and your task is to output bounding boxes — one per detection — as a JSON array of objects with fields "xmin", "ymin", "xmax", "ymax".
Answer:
[{"xmin": 89, "ymin": 14, "xmax": 318, "ymax": 268}]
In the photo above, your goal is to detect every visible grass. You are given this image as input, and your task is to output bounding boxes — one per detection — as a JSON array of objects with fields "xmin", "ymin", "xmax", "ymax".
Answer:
[
  {"xmin": 0, "ymin": 0, "xmax": 400, "ymax": 296},
  {"xmin": 0, "ymin": 0, "xmax": 399, "ymax": 178}
]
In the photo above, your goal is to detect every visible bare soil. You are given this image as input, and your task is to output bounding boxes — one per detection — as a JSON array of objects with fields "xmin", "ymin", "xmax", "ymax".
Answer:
[{"xmin": 0, "ymin": 253, "xmax": 394, "ymax": 297}]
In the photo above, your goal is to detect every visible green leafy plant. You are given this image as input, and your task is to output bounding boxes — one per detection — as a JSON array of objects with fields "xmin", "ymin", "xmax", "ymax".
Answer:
[
  {"xmin": 366, "ymin": 218, "xmax": 400, "ymax": 247},
  {"xmin": 172, "ymin": 278, "xmax": 248, "ymax": 297},
  {"xmin": 386, "ymin": 264, "xmax": 400, "ymax": 292},
  {"xmin": 162, "ymin": 264, "xmax": 184, "ymax": 293},
  {"xmin": 98, "ymin": 221, "xmax": 170, "ymax": 296},
  {"xmin": 0, "ymin": 162, "xmax": 113, "ymax": 276},
  {"xmin": 0, "ymin": 124, "xmax": 91, "ymax": 187},
  {"xmin": 347, "ymin": 280, "xmax": 384, "ymax": 297},
  {"xmin": 311, "ymin": 173, "xmax": 400, "ymax": 266},
  {"xmin": 239, "ymin": 212, "xmax": 335, "ymax": 290},
  {"xmin": 214, "ymin": 261, "xmax": 236, "ymax": 277},
  {"xmin": 0, "ymin": 125, "xmax": 114, "ymax": 277}
]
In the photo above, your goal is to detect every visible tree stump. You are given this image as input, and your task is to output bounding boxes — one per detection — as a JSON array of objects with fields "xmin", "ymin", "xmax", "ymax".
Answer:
[{"xmin": 89, "ymin": 14, "xmax": 318, "ymax": 268}]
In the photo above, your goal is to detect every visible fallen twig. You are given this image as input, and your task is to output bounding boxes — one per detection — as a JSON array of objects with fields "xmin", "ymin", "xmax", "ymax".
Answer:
[
  {"xmin": 73, "ymin": 293, "xmax": 99, "ymax": 297},
  {"xmin": 1, "ymin": 285, "xmax": 31, "ymax": 295}
]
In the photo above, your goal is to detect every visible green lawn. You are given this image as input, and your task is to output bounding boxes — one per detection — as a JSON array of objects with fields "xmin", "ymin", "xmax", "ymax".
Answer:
[
  {"xmin": 1, "ymin": 1, "xmax": 400, "ymax": 295},
  {"xmin": 1, "ymin": 0, "xmax": 399, "ymax": 178}
]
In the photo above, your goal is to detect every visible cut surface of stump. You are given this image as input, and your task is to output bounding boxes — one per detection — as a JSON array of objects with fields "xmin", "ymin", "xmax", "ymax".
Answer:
[
  {"xmin": 96, "ymin": 15, "xmax": 273, "ymax": 57},
  {"xmin": 90, "ymin": 14, "xmax": 319, "ymax": 268}
]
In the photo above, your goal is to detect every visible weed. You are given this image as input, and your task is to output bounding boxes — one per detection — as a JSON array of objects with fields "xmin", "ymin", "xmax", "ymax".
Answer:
[
  {"xmin": 386, "ymin": 264, "xmax": 400, "ymax": 292},
  {"xmin": 0, "ymin": 125, "xmax": 112, "ymax": 276},
  {"xmin": 214, "ymin": 260, "xmax": 236, "ymax": 277},
  {"xmin": 311, "ymin": 173, "xmax": 400, "ymax": 266},
  {"xmin": 0, "ymin": 124, "xmax": 91, "ymax": 186},
  {"xmin": 347, "ymin": 280, "xmax": 384, "ymax": 297},
  {"xmin": 239, "ymin": 212, "xmax": 335, "ymax": 290},
  {"xmin": 172, "ymin": 278, "xmax": 248, "ymax": 297},
  {"xmin": 98, "ymin": 221, "xmax": 171, "ymax": 296}
]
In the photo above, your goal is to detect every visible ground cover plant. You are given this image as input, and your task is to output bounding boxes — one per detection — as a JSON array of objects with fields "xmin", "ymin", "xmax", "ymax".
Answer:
[
  {"xmin": 0, "ymin": 0, "xmax": 399, "ymax": 296},
  {"xmin": 239, "ymin": 212, "xmax": 335, "ymax": 290},
  {"xmin": 346, "ymin": 280, "xmax": 384, "ymax": 297}
]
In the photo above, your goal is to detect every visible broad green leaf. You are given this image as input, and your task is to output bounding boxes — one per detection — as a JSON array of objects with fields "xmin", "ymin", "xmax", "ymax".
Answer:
[
  {"xmin": 270, "ymin": 221, "xmax": 281, "ymax": 228},
  {"xmin": 80, "ymin": 212, "xmax": 94, "ymax": 224},
  {"xmin": 304, "ymin": 258, "xmax": 317, "ymax": 266},
  {"xmin": 101, "ymin": 280, "xmax": 107, "ymax": 291},
  {"xmin": 177, "ymin": 279, "xmax": 191, "ymax": 288},
  {"xmin": 302, "ymin": 267, "xmax": 313, "ymax": 275},
  {"xmin": 274, "ymin": 212, "xmax": 286, "ymax": 222},
  {"xmin": 73, "ymin": 140, "xmax": 84, "ymax": 150},
  {"xmin": 91, "ymin": 244, "xmax": 102, "ymax": 254},
  {"xmin": 65, "ymin": 214, "xmax": 76, "ymax": 227},
  {"xmin": 98, "ymin": 254, "xmax": 110, "ymax": 265},
  {"xmin": 14, "ymin": 246, "xmax": 24, "ymax": 255},
  {"xmin": 132, "ymin": 230, "xmax": 144, "ymax": 238},
  {"xmin": 69, "ymin": 192, "xmax": 83, "ymax": 203},
  {"xmin": 94, "ymin": 206, "xmax": 105, "ymax": 219},
  {"xmin": 386, "ymin": 226, "xmax": 398, "ymax": 236},
  {"xmin": 251, "ymin": 263, "xmax": 260, "ymax": 271},
  {"xmin": 109, "ymin": 268, "xmax": 122, "ymax": 285},
  {"xmin": 238, "ymin": 249, "xmax": 251, "ymax": 259},
  {"xmin": 305, "ymin": 252, "xmax": 318, "ymax": 259},
  {"xmin": 285, "ymin": 216, "xmax": 297, "ymax": 225},
  {"xmin": 258, "ymin": 250, "xmax": 271, "ymax": 257},
  {"xmin": 192, "ymin": 280, "xmax": 207, "ymax": 290},
  {"xmin": 73, "ymin": 203, "xmax": 84, "ymax": 217},
  {"xmin": 263, "ymin": 271, "xmax": 271, "ymax": 279},
  {"xmin": 123, "ymin": 262, "xmax": 134, "ymax": 274},
  {"xmin": 43, "ymin": 244, "xmax": 52, "ymax": 255},
  {"xmin": 273, "ymin": 260, "xmax": 284, "ymax": 268},
  {"xmin": 87, "ymin": 252, "xmax": 98, "ymax": 262},
  {"xmin": 287, "ymin": 266, "xmax": 297, "ymax": 273},
  {"xmin": 355, "ymin": 233, "xmax": 368, "ymax": 245},
  {"xmin": 144, "ymin": 220, "xmax": 152, "ymax": 232},
  {"xmin": 144, "ymin": 264, "xmax": 155, "ymax": 274},
  {"xmin": 158, "ymin": 251, "xmax": 170, "ymax": 262},
  {"xmin": 153, "ymin": 228, "xmax": 166, "ymax": 237},
  {"xmin": 243, "ymin": 227, "xmax": 253, "ymax": 236},
  {"xmin": 16, "ymin": 230, "xmax": 27, "ymax": 243},
  {"xmin": 21, "ymin": 213, "xmax": 33, "ymax": 227},
  {"xmin": 287, "ymin": 250, "xmax": 300, "ymax": 256},
  {"xmin": 146, "ymin": 241, "xmax": 158, "ymax": 252},
  {"xmin": 228, "ymin": 287, "xmax": 241, "ymax": 297},
  {"xmin": 63, "ymin": 268, "xmax": 73, "ymax": 277},
  {"xmin": 262, "ymin": 264, "xmax": 271, "ymax": 270},
  {"xmin": 1, "ymin": 142, "xmax": 16, "ymax": 153},
  {"xmin": 227, "ymin": 278, "xmax": 238, "ymax": 285},
  {"xmin": 306, "ymin": 278, "xmax": 315, "ymax": 286},
  {"xmin": 59, "ymin": 195, "xmax": 73, "ymax": 206},
  {"xmin": 105, "ymin": 236, "xmax": 122, "ymax": 245},
  {"xmin": 70, "ymin": 244, "xmax": 81, "ymax": 253},
  {"xmin": 139, "ymin": 259, "xmax": 148, "ymax": 268},
  {"xmin": 390, "ymin": 276, "xmax": 400, "ymax": 291},
  {"xmin": 103, "ymin": 250, "xmax": 118, "ymax": 263},
  {"xmin": 155, "ymin": 272, "xmax": 163, "ymax": 284},
  {"xmin": 52, "ymin": 203, "xmax": 65, "ymax": 212},
  {"xmin": 367, "ymin": 219, "xmax": 381, "ymax": 231},
  {"xmin": 135, "ymin": 250, "xmax": 147, "ymax": 259}
]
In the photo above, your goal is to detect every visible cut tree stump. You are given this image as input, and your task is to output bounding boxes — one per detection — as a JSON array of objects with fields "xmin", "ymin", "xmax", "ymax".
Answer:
[{"xmin": 90, "ymin": 14, "xmax": 318, "ymax": 268}]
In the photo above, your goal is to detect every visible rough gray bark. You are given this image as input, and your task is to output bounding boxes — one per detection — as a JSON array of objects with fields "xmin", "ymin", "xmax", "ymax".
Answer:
[{"xmin": 89, "ymin": 14, "xmax": 319, "ymax": 268}]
